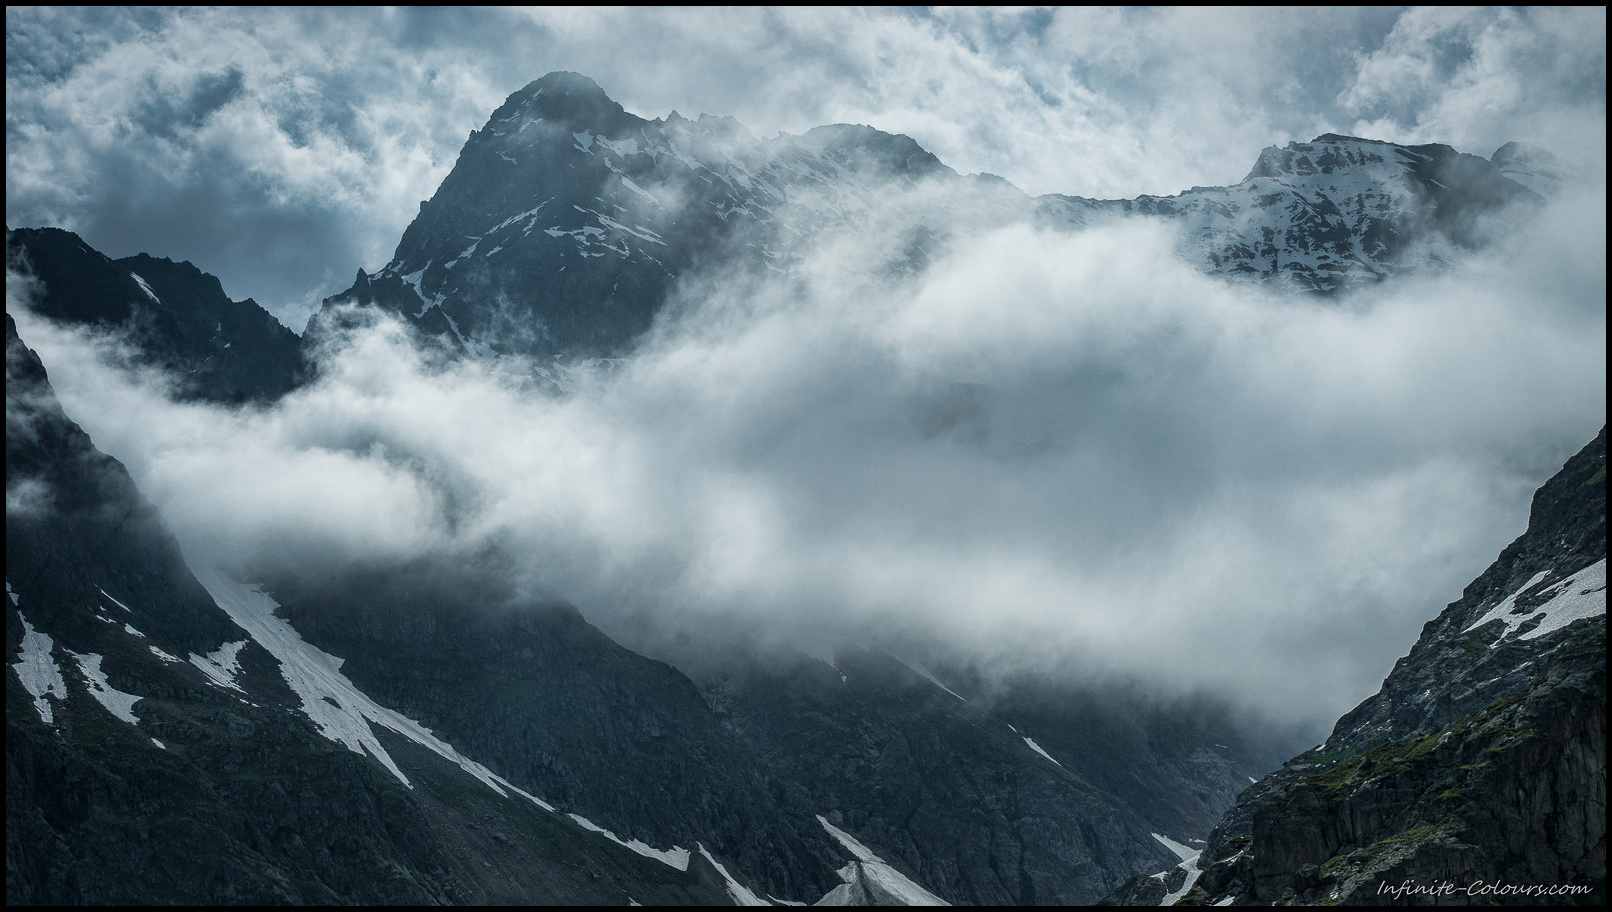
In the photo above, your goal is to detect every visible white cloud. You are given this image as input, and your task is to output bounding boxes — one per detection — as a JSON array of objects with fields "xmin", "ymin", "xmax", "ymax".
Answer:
[
  {"xmin": 1342, "ymin": 7, "xmax": 1607, "ymax": 162},
  {"xmin": 10, "ymin": 169, "xmax": 1603, "ymax": 726}
]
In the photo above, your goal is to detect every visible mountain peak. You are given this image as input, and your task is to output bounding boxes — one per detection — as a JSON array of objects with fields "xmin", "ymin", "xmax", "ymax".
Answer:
[
  {"xmin": 1308, "ymin": 133, "xmax": 1392, "ymax": 145},
  {"xmin": 522, "ymin": 70, "xmax": 609, "ymax": 97},
  {"xmin": 488, "ymin": 71, "xmax": 637, "ymax": 136},
  {"xmin": 797, "ymin": 123, "xmax": 949, "ymax": 178}
]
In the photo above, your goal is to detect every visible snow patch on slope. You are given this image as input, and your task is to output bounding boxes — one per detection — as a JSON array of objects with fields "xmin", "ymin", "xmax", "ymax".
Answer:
[
  {"xmin": 1022, "ymin": 736, "xmax": 1063, "ymax": 768},
  {"xmin": 568, "ymin": 813, "xmax": 691, "ymax": 871},
  {"xmin": 697, "ymin": 844, "xmax": 770, "ymax": 906},
  {"xmin": 1463, "ymin": 560, "xmax": 1606, "ymax": 645},
  {"xmin": 881, "ymin": 649, "xmax": 965, "ymax": 701},
  {"xmin": 189, "ymin": 640, "xmax": 247, "ymax": 691},
  {"xmin": 1518, "ymin": 558, "xmax": 1606, "ymax": 641},
  {"xmin": 129, "ymin": 272, "xmax": 161, "ymax": 305},
  {"xmin": 98, "ymin": 588, "xmax": 134, "ymax": 613},
  {"xmin": 816, "ymin": 815, "xmax": 950, "ymax": 905},
  {"xmin": 68, "ymin": 650, "xmax": 142, "ymax": 723},
  {"xmin": 12, "ymin": 612, "xmax": 66, "ymax": 725},
  {"xmin": 1151, "ymin": 832, "xmax": 1198, "ymax": 862},
  {"xmin": 189, "ymin": 562, "xmax": 556, "ymax": 805},
  {"xmin": 1150, "ymin": 833, "xmax": 1203, "ymax": 906},
  {"xmin": 124, "ymin": 623, "xmax": 182, "ymax": 663}
]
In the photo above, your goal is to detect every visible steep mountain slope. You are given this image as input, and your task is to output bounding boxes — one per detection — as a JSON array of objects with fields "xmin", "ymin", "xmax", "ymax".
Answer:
[
  {"xmin": 693, "ymin": 645, "xmax": 1195, "ymax": 905},
  {"xmin": 1103, "ymin": 428, "xmax": 1606, "ymax": 905},
  {"xmin": 6, "ymin": 314, "xmax": 732, "ymax": 904},
  {"xmin": 314, "ymin": 73, "xmax": 1538, "ymax": 364},
  {"xmin": 968, "ymin": 677, "xmax": 1304, "ymax": 850},
  {"xmin": 6, "ymin": 227, "xmax": 304, "ymax": 403},
  {"xmin": 261, "ymin": 558, "xmax": 1244, "ymax": 904},
  {"xmin": 256, "ymin": 560, "xmax": 852, "ymax": 904}
]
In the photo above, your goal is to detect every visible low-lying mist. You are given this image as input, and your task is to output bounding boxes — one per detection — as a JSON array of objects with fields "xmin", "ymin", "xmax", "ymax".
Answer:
[{"xmin": 8, "ymin": 182, "xmax": 1605, "ymax": 728}]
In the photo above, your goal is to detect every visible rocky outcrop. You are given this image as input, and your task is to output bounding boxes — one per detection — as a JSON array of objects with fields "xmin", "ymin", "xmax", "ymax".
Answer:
[{"xmin": 1104, "ymin": 428, "xmax": 1606, "ymax": 905}]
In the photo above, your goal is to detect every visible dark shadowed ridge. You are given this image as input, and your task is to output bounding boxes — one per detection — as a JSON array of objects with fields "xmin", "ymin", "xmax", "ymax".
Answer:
[{"xmin": 6, "ymin": 226, "xmax": 305, "ymax": 404}]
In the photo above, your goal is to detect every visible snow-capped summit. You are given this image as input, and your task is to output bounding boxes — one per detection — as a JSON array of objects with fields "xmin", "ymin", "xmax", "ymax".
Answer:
[{"xmin": 1040, "ymin": 133, "xmax": 1540, "ymax": 293}]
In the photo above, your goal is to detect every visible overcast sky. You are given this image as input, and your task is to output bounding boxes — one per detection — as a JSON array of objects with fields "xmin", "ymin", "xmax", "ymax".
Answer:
[
  {"xmin": 7, "ymin": 7, "xmax": 1606, "ymax": 329},
  {"xmin": 6, "ymin": 8, "xmax": 1608, "ymax": 728}
]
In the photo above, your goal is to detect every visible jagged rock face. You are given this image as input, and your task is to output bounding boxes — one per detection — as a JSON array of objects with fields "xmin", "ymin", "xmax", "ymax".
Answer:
[
  {"xmin": 1105, "ymin": 428, "xmax": 1606, "ymax": 905},
  {"xmin": 6, "ymin": 227, "xmax": 304, "ymax": 403},
  {"xmin": 5, "ymin": 315, "xmax": 732, "ymax": 905},
  {"xmin": 317, "ymin": 74, "xmax": 1539, "ymax": 365}
]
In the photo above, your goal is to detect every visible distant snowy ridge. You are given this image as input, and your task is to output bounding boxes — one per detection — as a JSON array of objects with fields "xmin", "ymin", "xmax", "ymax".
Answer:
[{"xmin": 324, "ymin": 73, "xmax": 1545, "ymax": 366}]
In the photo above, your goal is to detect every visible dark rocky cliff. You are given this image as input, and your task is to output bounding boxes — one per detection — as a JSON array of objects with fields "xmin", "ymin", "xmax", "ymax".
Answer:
[{"xmin": 1103, "ymin": 427, "xmax": 1606, "ymax": 905}]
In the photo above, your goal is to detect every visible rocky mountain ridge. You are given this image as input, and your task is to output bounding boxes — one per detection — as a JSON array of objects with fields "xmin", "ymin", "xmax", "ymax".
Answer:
[
  {"xmin": 315, "ymin": 72, "xmax": 1544, "ymax": 365},
  {"xmin": 6, "ymin": 226, "xmax": 303, "ymax": 404}
]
